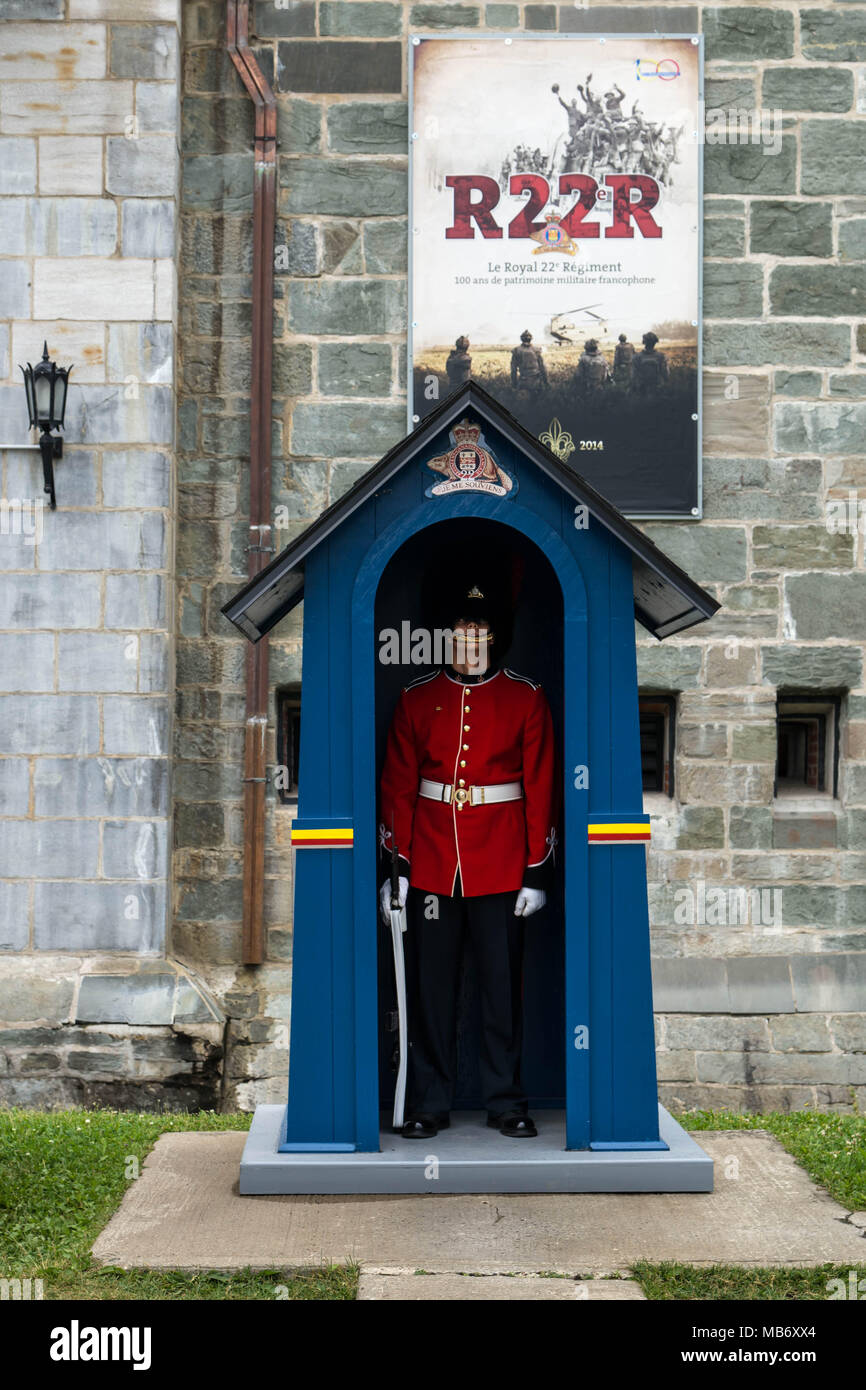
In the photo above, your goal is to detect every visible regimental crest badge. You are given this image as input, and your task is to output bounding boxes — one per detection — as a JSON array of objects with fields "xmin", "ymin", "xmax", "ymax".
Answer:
[
  {"xmin": 530, "ymin": 211, "xmax": 577, "ymax": 257},
  {"xmin": 424, "ymin": 418, "xmax": 517, "ymax": 499}
]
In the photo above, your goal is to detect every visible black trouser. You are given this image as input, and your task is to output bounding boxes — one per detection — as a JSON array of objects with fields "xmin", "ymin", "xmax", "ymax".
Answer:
[{"xmin": 404, "ymin": 883, "xmax": 527, "ymax": 1117}]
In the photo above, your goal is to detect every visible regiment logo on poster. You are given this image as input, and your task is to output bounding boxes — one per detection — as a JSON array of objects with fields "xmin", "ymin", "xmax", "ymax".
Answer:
[{"xmin": 424, "ymin": 418, "xmax": 516, "ymax": 498}]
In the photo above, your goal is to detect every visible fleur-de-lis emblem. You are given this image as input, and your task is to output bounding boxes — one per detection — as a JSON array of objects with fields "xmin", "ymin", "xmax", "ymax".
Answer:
[{"xmin": 539, "ymin": 418, "xmax": 576, "ymax": 463}]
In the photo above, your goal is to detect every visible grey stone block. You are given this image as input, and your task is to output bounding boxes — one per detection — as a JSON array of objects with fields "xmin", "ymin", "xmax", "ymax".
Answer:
[
  {"xmin": 57, "ymin": 633, "xmax": 138, "ymax": 693},
  {"xmin": 651, "ymin": 957, "xmax": 729, "ymax": 1013},
  {"xmin": 253, "ymin": 0, "xmax": 315, "ymax": 35},
  {"xmin": 103, "ymin": 697, "xmax": 169, "ymax": 755},
  {"xmin": 139, "ymin": 633, "xmax": 168, "ymax": 692},
  {"xmin": 363, "ymin": 219, "xmax": 407, "ymax": 274},
  {"xmin": 664, "ymin": 1015, "xmax": 770, "ymax": 1052},
  {"xmin": 105, "ymin": 574, "xmax": 167, "ymax": 630},
  {"xmin": 703, "ymin": 261, "xmax": 763, "ymax": 318},
  {"xmin": 34, "ymin": 756, "xmax": 169, "ymax": 818},
  {"xmin": 762, "ymin": 66, "xmax": 854, "ymax": 112},
  {"xmin": 705, "ymin": 138, "xmax": 796, "ymax": 197},
  {"xmin": 107, "ymin": 136, "xmax": 178, "ymax": 198},
  {"xmin": 0, "ymin": 634, "xmax": 55, "ymax": 692},
  {"xmin": 7, "ymin": 446, "xmax": 98, "ymax": 508},
  {"xmin": 773, "ymin": 370, "xmax": 821, "ymax": 398},
  {"xmin": 102, "ymin": 450, "xmax": 171, "ymax": 509},
  {"xmin": 36, "ymin": 512, "xmax": 167, "ymax": 572},
  {"xmin": 0, "ymin": 818, "xmax": 99, "ymax": 879},
  {"xmin": 801, "ymin": 9, "xmax": 866, "ymax": 63},
  {"xmin": 0, "ymin": 197, "xmax": 117, "ymax": 256},
  {"xmin": 0, "ymin": 574, "xmax": 101, "ymax": 630},
  {"xmin": 0, "ymin": 261, "xmax": 32, "ymax": 318},
  {"xmin": 0, "ymin": 137, "xmax": 36, "ymax": 193},
  {"xmin": 107, "ymin": 323, "xmax": 172, "ymax": 385},
  {"xmin": 135, "ymin": 81, "xmax": 179, "ymax": 134},
  {"xmin": 66, "ymin": 385, "xmax": 173, "ymax": 447},
  {"xmin": 291, "ymin": 401, "xmax": 405, "ymax": 458},
  {"xmin": 639, "ymin": 524, "xmax": 747, "ymax": 584},
  {"xmin": 750, "ymin": 201, "xmax": 833, "ymax": 258},
  {"xmin": 771, "ymin": 266, "xmax": 866, "ymax": 317},
  {"xmin": 0, "ymin": 882, "xmax": 29, "ymax": 950},
  {"xmin": 109, "ymin": 24, "xmax": 177, "ymax": 79},
  {"xmin": 726, "ymin": 957, "xmax": 795, "ymax": 1014},
  {"xmin": 102, "ymin": 818, "xmax": 168, "ymax": 880},
  {"xmin": 276, "ymin": 40, "xmax": 401, "ymax": 93},
  {"xmin": 0, "ymin": 972, "xmax": 73, "ymax": 1022},
  {"xmin": 769, "ymin": 1014, "xmax": 832, "ymax": 1052},
  {"xmin": 752, "ymin": 523, "xmax": 853, "ymax": 571},
  {"xmin": 289, "ymin": 279, "xmax": 406, "ymax": 335},
  {"xmin": 703, "ymin": 6, "xmax": 793, "ymax": 59},
  {"xmin": 792, "ymin": 953, "xmax": 866, "ymax": 1013},
  {"xmin": 636, "ymin": 644, "xmax": 702, "ymax": 691},
  {"xmin": 77, "ymin": 971, "xmax": 175, "ymax": 1025},
  {"xmin": 776, "ymin": 400, "xmax": 866, "ymax": 454},
  {"xmin": 121, "ymin": 200, "xmax": 175, "ymax": 258},
  {"xmin": 0, "ymin": 0, "xmax": 63, "ymax": 16},
  {"xmin": 559, "ymin": 5, "xmax": 697, "ymax": 33},
  {"xmin": 0, "ymin": 695, "xmax": 99, "ymax": 755},
  {"xmin": 839, "ymin": 220, "xmax": 866, "ymax": 261},
  {"xmin": 34, "ymin": 881, "xmax": 166, "ymax": 952},
  {"xmin": 182, "ymin": 154, "xmax": 252, "ymax": 212}
]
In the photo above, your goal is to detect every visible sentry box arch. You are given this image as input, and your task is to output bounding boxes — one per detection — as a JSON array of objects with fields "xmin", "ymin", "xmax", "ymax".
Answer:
[{"xmin": 223, "ymin": 383, "xmax": 718, "ymax": 1194}]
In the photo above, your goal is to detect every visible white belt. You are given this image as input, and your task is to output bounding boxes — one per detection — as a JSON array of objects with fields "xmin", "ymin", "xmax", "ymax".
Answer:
[{"xmin": 419, "ymin": 778, "xmax": 523, "ymax": 808}]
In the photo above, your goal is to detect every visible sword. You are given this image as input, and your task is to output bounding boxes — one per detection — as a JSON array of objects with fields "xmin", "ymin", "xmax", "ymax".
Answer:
[{"xmin": 389, "ymin": 814, "xmax": 408, "ymax": 1130}]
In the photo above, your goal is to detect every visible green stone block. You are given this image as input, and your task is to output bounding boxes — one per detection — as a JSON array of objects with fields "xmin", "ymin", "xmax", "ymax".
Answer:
[
  {"xmin": 761, "ymin": 644, "xmax": 863, "ymax": 691},
  {"xmin": 770, "ymin": 265, "xmax": 866, "ymax": 317},
  {"xmin": 703, "ymin": 261, "xmax": 763, "ymax": 317},
  {"xmin": 318, "ymin": 342, "xmax": 393, "ymax": 396},
  {"xmin": 276, "ymin": 101, "xmax": 322, "ymax": 155},
  {"xmin": 703, "ymin": 7, "xmax": 794, "ymax": 60},
  {"xmin": 328, "ymin": 102, "xmax": 407, "ymax": 154},
  {"xmin": 525, "ymin": 4, "xmax": 556, "ymax": 28},
  {"xmin": 801, "ymin": 8, "xmax": 866, "ymax": 62},
  {"xmin": 703, "ymin": 215, "xmax": 745, "ymax": 258},
  {"xmin": 773, "ymin": 370, "xmax": 822, "ymax": 398},
  {"xmin": 729, "ymin": 805, "xmax": 773, "ymax": 849},
  {"xmin": 803, "ymin": 120, "xmax": 866, "ymax": 196},
  {"xmin": 840, "ymin": 220, "xmax": 866, "ymax": 261},
  {"xmin": 273, "ymin": 343, "xmax": 313, "ymax": 396},
  {"xmin": 289, "ymin": 279, "xmax": 406, "ymax": 334},
  {"xmin": 774, "ymin": 400, "xmax": 866, "ymax": 455},
  {"xmin": 704, "ymin": 76, "xmax": 757, "ymax": 110},
  {"xmin": 785, "ymin": 574, "xmax": 866, "ymax": 640},
  {"xmin": 410, "ymin": 4, "xmax": 480, "ymax": 26},
  {"xmin": 320, "ymin": 2, "xmax": 401, "ymax": 36},
  {"xmin": 705, "ymin": 322, "xmax": 850, "ymax": 368},
  {"xmin": 829, "ymin": 373, "xmax": 866, "ymax": 398},
  {"xmin": 750, "ymin": 201, "xmax": 832, "ymax": 257},
  {"xmin": 676, "ymin": 806, "xmax": 726, "ymax": 849},
  {"xmin": 639, "ymin": 524, "xmax": 747, "ymax": 583},
  {"xmin": 705, "ymin": 137, "xmax": 796, "ymax": 197},
  {"xmin": 779, "ymin": 885, "xmax": 843, "ymax": 927},
  {"xmin": 279, "ymin": 158, "xmax": 406, "ymax": 216},
  {"xmin": 731, "ymin": 723, "xmax": 777, "ymax": 761},
  {"xmin": 485, "ymin": 4, "xmax": 519, "ymax": 26},
  {"xmin": 183, "ymin": 97, "xmax": 253, "ymax": 156},
  {"xmin": 762, "ymin": 65, "xmax": 854, "ymax": 112},
  {"xmin": 859, "ymin": 325, "xmax": 866, "ymax": 356},
  {"xmin": 635, "ymin": 644, "xmax": 703, "ymax": 690},
  {"xmin": 753, "ymin": 524, "xmax": 854, "ymax": 571},
  {"xmin": 291, "ymin": 401, "xmax": 406, "ymax": 458},
  {"xmin": 363, "ymin": 219, "xmax": 407, "ymax": 273}
]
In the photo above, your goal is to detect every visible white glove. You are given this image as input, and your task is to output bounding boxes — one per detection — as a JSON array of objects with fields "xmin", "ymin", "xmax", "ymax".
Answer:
[
  {"xmin": 514, "ymin": 886, "xmax": 546, "ymax": 918},
  {"xmin": 380, "ymin": 875, "xmax": 409, "ymax": 924}
]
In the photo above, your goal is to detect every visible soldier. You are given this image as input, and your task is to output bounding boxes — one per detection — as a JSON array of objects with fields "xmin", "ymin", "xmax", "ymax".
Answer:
[
  {"xmin": 631, "ymin": 331, "xmax": 669, "ymax": 394},
  {"xmin": 613, "ymin": 333, "xmax": 634, "ymax": 384},
  {"xmin": 379, "ymin": 573, "xmax": 558, "ymax": 1140},
  {"xmin": 576, "ymin": 338, "xmax": 612, "ymax": 394},
  {"xmin": 511, "ymin": 330, "xmax": 549, "ymax": 393},
  {"xmin": 445, "ymin": 335, "xmax": 472, "ymax": 390}
]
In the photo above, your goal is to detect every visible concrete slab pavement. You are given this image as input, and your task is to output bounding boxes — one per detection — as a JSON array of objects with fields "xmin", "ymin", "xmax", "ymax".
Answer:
[{"xmin": 91, "ymin": 1128, "xmax": 866, "ymax": 1276}]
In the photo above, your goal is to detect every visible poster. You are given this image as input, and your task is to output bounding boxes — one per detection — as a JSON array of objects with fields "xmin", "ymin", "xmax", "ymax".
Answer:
[{"xmin": 410, "ymin": 35, "xmax": 702, "ymax": 517}]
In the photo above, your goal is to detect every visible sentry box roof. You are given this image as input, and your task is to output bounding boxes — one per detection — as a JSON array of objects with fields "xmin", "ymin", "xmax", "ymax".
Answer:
[{"xmin": 222, "ymin": 381, "xmax": 719, "ymax": 643}]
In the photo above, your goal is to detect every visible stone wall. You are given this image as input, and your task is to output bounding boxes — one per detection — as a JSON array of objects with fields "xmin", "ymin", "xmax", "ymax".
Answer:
[
  {"xmin": 173, "ymin": 0, "xmax": 866, "ymax": 1113},
  {"xmin": 3, "ymin": 0, "xmax": 866, "ymax": 1113},
  {"xmin": 0, "ymin": 0, "xmax": 224, "ymax": 1106}
]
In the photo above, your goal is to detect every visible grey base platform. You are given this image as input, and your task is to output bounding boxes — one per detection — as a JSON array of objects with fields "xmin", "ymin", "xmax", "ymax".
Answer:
[{"xmin": 240, "ymin": 1105, "xmax": 713, "ymax": 1194}]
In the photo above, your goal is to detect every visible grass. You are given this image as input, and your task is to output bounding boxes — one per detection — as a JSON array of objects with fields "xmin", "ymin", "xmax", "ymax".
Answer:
[
  {"xmin": 0, "ymin": 1105, "xmax": 863, "ymax": 1301},
  {"xmin": 0, "ymin": 1108, "xmax": 356, "ymax": 1301}
]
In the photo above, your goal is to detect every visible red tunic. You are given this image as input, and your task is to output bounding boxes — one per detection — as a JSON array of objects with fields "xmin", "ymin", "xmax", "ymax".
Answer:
[{"xmin": 379, "ymin": 667, "xmax": 558, "ymax": 898}]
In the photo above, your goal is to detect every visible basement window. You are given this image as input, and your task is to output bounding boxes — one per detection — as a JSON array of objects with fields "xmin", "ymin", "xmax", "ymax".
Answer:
[
  {"xmin": 276, "ymin": 687, "xmax": 301, "ymax": 805},
  {"xmin": 775, "ymin": 695, "xmax": 840, "ymax": 798},
  {"xmin": 639, "ymin": 695, "xmax": 676, "ymax": 797}
]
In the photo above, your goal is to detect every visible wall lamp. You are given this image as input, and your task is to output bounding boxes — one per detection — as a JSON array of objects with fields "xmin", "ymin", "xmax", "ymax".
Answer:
[{"xmin": 20, "ymin": 342, "xmax": 72, "ymax": 510}]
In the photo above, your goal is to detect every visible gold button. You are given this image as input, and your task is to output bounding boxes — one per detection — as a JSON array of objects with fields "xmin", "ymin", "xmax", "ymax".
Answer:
[
  {"xmin": 460, "ymin": 760, "xmax": 466, "ymax": 767},
  {"xmin": 464, "ymin": 724, "xmax": 470, "ymax": 730},
  {"xmin": 458, "ymin": 779, "xmax": 465, "ymax": 787},
  {"xmin": 462, "ymin": 743, "xmax": 469, "ymax": 750},
  {"xmin": 464, "ymin": 704, "xmax": 471, "ymax": 711}
]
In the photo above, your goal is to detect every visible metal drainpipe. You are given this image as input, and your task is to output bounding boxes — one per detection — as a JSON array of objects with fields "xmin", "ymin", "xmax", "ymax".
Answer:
[{"xmin": 226, "ymin": 0, "xmax": 277, "ymax": 965}]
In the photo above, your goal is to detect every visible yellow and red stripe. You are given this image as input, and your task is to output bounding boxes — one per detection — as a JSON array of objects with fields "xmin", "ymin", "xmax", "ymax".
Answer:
[
  {"xmin": 291, "ymin": 827, "xmax": 354, "ymax": 849},
  {"xmin": 588, "ymin": 821, "xmax": 651, "ymax": 844}
]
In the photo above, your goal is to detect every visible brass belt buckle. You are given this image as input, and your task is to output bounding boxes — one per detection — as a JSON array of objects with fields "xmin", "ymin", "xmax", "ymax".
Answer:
[{"xmin": 454, "ymin": 786, "xmax": 469, "ymax": 805}]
